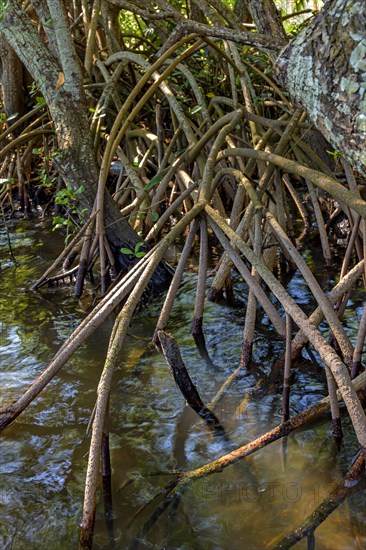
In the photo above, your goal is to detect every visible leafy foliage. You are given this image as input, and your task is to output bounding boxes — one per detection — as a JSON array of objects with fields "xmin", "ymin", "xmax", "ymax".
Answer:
[
  {"xmin": 120, "ymin": 241, "xmax": 146, "ymax": 258},
  {"xmin": 0, "ymin": 1, "xmax": 9, "ymax": 21}
]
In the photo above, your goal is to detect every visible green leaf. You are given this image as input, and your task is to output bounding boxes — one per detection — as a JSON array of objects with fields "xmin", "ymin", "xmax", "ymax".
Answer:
[
  {"xmin": 55, "ymin": 195, "xmax": 69, "ymax": 205},
  {"xmin": 190, "ymin": 104, "xmax": 203, "ymax": 115},
  {"xmin": 120, "ymin": 247, "xmax": 134, "ymax": 255},
  {"xmin": 326, "ymin": 149, "xmax": 341, "ymax": 159},
  {"xmin": 144, "ymin": 173, "xmax": 164, "ymax": 192},
  {"xmin": 150, "ymin": 211, "xmax": 159, "ymax": 222},
  {"xmin": 0, "ymin": 2, "xmax": 9, "ymax": 21},
  {"xmin": 52, "ymin": 216, "xmax": 66, "ymax": 225},
  {"xmin": 135, "ymin": 251, "xmax": 146, "ymax": 258}
]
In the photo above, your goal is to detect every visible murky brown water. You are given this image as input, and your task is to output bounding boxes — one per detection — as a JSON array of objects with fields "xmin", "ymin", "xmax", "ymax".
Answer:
[{"xmin": 0, "ymin": 220, "xmax": 365, "ymax": 549}]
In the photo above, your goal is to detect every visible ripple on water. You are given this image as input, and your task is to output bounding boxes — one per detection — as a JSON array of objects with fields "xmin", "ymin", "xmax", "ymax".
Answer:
[{"xmin": 1, "ymin": 226, "xmax": 365, "ymax": 550}]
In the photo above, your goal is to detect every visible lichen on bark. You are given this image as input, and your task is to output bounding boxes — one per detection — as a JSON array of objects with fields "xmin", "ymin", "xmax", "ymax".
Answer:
[{"xmin": 276, "ymin": 0, "xmax": 366, "ymax": 176}]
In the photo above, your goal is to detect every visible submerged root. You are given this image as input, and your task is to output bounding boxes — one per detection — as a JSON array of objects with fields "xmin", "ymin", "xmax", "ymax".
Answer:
[
  {"xmin": 2, "ymin": 19, "xmax": 366, "ymax": 548},
  {"xmin": 126, "ymin": 372, "xmax": 366, "ymax": 544},
  {"xmin": 271, "ymin": 449, "xmax": 366, "ymax": 549}
]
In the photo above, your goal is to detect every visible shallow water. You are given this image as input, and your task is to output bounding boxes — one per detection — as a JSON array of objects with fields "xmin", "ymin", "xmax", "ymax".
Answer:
[{"xmin": 0, "ymin": 220, "xmax": 365, "ymax": 549}]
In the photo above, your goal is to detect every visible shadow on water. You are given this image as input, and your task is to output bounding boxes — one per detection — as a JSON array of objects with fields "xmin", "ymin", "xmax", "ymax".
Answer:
[{"xmin": 0, "ymin": 221, "xmax": 365, "ymax": 549}]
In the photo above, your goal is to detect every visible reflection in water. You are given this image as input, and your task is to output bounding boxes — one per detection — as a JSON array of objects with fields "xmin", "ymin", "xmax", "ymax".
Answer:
[{"xmin": 0, "ymin": 222, "xmax": 365, "ymax": 549}]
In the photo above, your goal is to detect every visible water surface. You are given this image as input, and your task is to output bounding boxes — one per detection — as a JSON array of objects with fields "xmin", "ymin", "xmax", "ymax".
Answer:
[{"xmin": 0, "ymin": 221, "xmax": 365, "ymax": 549}]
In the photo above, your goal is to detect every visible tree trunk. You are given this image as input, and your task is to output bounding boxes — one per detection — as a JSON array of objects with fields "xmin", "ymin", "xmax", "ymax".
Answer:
[
  {"xmin": 0, "ymin": 1, "xmax": 170, "ymax": 286},
  {"xmin": 245, "ymin": 0, "xmax": 287, "ymax": 45},
  {"xmin": 0, "ymin": 34, "xmax": 25, "ymax": 123},
  {"xmin": 276, "ymin": 0, "xmax": 366, "ymax": 177},
  {"xmin": 233, "ymin": 0, "xmax": 251, "ymax": 24}
]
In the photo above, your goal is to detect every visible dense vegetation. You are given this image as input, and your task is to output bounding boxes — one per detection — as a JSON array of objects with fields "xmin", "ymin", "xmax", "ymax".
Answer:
[{"xmin": 0, "ymin": 1, "xmax": 365, "ymax": 548}]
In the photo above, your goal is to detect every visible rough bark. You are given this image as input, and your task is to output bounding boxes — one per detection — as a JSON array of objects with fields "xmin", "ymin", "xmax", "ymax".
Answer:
[
  {"xmin": 0, "ymin": 34, "xmax": 25, "ymax": 122},
  {"xmin": 276, "ymin": 0, "xmax": 366, "ymax": 176},
  {"xmin": 233, "ymin": 0, "xmax": 251, "ymax": 24},
  {"xmin": 245, "ymin": 0, "xmax": 287, "ymax": 45}
]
